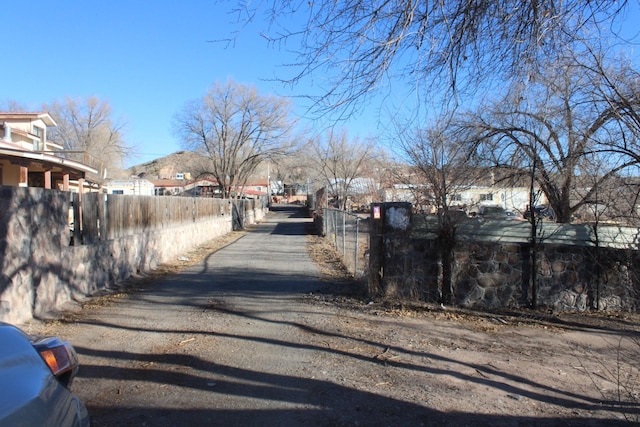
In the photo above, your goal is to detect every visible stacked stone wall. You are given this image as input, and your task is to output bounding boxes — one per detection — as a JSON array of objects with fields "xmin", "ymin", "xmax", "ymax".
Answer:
[
  {"xmin": 372, "ymin": 206, "xmax": 640, "ymax": 312},
  {"xmin": 0, "ymin": 187, "xmax": 266, "ymax": 325},
  {"xmin": 387, "ymin": 238, "xmax": 640, "ymax": 312},
  {"xmin": 453, "ymin": 242, "xmax": 526, "ymax": 309}
]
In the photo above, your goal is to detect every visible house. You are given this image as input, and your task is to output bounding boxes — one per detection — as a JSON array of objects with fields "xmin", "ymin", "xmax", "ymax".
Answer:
[
  {"xmin": 0, "ymin": 112, "xmax": 98, "ymax": 191},
  {"xmin": 449, "ymin": 168, "xmax": 549, "ymax": 215},
  {"xmin": 103, "ymin": 178, "xmax": 155, "ymax": 195},
  {"xmin": 147, "ymin": 176, "xmax": 269, "ymax": 198},
  {"xmin": 148, "ymin": 179, "xmax": 186, "ymax": 196},
  {"xmin": 239, "ymin": 179, "xmax": 269, "ymax": 198},
  {"xmin": 449, "ymin": 185, "xmax": 548, "ymax": 215},
  {"xmin": 380, "ymin": 167, "xmax": 549, "ymax": 215},
  {"xmin": 183, "ymin": 177, "xmax": 220, "ymax": 197}
]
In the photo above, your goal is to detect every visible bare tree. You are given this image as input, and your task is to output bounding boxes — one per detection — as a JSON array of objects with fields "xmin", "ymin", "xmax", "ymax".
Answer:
[
  {"xmin": 399, "ymin": 124, "xmax": 476, "ymax": 215},
  {"xmin": 465, "ymin": 55, "xmax": 640, "ymax": 223},
  {"xmin": 398, "ymin": 120, "xmax": 477, "ymax": 304},
  {"xmin": 307, "ymin": 129, "xmax": 376, "ymax": 210},
  {"xmin": 173, "ymin": 80, "xmax": 295, "ymax": 199},
  {"xmin": 233, "ymin": 1, "xmax": 632, "ymax": 116},
  {"xmin": 0, "ymin": 99, "xmax": 28, "ymax": 111},
  {"xmin": 45, "ymin": 97, "xmax": 130, "ymax": 181},
  {"xmin": 581, "ymin": 49, "xmax": 640, "ymax": 170}
]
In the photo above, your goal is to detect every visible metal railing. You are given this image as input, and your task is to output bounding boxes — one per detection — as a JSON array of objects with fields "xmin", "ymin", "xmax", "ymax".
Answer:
[{"xmin": 323, "ymin": 208, "xmax": 369, "ymax": 279}]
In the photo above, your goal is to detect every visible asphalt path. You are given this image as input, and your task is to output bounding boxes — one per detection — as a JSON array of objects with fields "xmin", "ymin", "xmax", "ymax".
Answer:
[{"xmin": 57, "ymin": 204, "xmax": 407, "ymax": 426}]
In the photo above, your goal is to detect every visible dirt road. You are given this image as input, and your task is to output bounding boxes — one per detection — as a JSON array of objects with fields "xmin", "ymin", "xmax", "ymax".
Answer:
[{"xmin": 26, "ymin": 206, "xmax": 638, "ymax": 426}]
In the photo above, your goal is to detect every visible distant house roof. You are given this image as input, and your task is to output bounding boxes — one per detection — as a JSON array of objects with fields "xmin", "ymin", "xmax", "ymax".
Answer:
[
  {"xmin": 184, "ymin": 177, "xmax": 219, "ymax": 192},
  {"xmin": 0, "ymin": 112, "xmax": 57, "ymax": 127},
  {"xmin": 188, "ymin": 177, "xmax": 219, "ymax": 186},
  {"xmin": 246, "ymin": 179, "xmax": 269, "ymax": 187},
  {"xmin": 148, "ymin": 179, "xmax": 185, "ymax": 188},
  {"xmin": 242, "ymin": 189, "xmax": 267, "ymax": 196}
]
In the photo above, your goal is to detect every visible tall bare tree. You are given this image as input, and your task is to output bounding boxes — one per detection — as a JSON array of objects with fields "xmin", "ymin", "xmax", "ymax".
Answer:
[
  {"xmin": 399, "ymin": 122, "xmax": 476, "ymax": 216},
  {"xmin": 582, "ymin": 48, "xmax": 640, "ymax": 169},
  {"xmin": 307, "ymin": 129, "xmax": 376, "ymax": 210},
  {"xmin": 464, "ymin": 55, "xmax": 640, "ymax": 223},
  {"xmin": 45, "ymin": 97, "xmax": 130, "ymax": 181},
  {"xmin": 173, "ymin": 80, "xmax": 294, "ymax": 199},
  {"xmin": 398, "ymin": 119, "xmax": 478, "ymax": 304},
  {"xmin": 233, "ymin": 1, "xmax": 632, "ymax": 116}
]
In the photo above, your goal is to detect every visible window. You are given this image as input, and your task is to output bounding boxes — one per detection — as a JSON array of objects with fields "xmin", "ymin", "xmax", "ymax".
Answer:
[
  {"xmin": 450, "ymin": 194, "xmax": 462, "ymax": 202},
  {"xmin": 32, "ymin": 126, "xmax": 44, "ymax": 151},
  {"xmin": 112, "ymin": 190, "xmax": 124, "ymax": 194},
  {"xmin": 480, "ymin": 193, "xmax": 493, "ymax": 201}
]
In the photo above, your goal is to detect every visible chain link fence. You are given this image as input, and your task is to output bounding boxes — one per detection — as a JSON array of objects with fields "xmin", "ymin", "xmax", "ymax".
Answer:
[{"xmin": 323, "ymin": 208, "xmax": 369, "ymax": 279}]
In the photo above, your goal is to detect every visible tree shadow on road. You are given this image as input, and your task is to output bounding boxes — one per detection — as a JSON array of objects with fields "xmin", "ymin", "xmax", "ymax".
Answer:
[
  {"xmin": 70, "ymin": 297, "xmax": 638, "ymax": 427},
  {"xmin": 74, "ymin": 342, "xmax": 633, "ymax": 427}
]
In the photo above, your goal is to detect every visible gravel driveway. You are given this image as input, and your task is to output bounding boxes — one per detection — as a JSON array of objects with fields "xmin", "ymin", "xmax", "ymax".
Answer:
[{"xmin": 25, "ymin": 205, "xmax": 639, "ymax": 426}]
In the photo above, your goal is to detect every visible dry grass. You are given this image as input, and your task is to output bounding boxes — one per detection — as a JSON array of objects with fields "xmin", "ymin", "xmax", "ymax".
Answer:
[{"xmin": 306, "ymin": 233, "xmax": 355, "ymax": 283}]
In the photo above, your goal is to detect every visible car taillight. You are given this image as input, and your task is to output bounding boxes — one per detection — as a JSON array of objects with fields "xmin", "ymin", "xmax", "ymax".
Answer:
[
  {"xmin": 39, "ymin": 345, "xmax": 73, "ymax": 377},
  {"xmin": 31, "ymin": 336, "xmax": 80, "ymax": 387}
]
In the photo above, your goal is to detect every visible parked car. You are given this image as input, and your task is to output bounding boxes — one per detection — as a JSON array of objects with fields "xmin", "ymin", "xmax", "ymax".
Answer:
[
  {"xmin": 503, "ymin": 210, "xmax": 525, "ymax": 221},
  {"xmin": 444, "ymin": 208, "xmax": 470, "ymax": 223},
  {"xmin": 523, "ymin": 206, "xmax": 556, "ymax": 221},
  {"xmin": 478, "ymin": 206, "xmax": 524, "ymax": 221},
  {"xmin": 0, "ymin": 322, "xmax": 89, "ymax": 426}
]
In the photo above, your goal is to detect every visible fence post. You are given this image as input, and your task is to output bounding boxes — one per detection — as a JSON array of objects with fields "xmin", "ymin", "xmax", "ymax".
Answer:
[
  {"xmin": 71, "ymin": 192, "xmax": 81, "ymax": 246},
  {"xmin": 368, "ymin": 202, "xmax": 412, "ymax": 298},
  {"xmin": 331, "ymin": 209, "xmax": 340, "ymax": 251},
  {"xmin": 99, "ymin": 193, "xmax": 106, "ymax": 240},
  {"xmin": 324, "ymin": 192, "xmax": 328, "ymax": 237},
  {"xmin": 342, "ymin": 209, "xmax": 346, "ymax": 257},
  {"xmin": 369, "ymin": 203, "xmax": 384, "ymax": 296},
  {"xmin": 354, "ymin": 217, "xmax": 360, "ymax": 277}
]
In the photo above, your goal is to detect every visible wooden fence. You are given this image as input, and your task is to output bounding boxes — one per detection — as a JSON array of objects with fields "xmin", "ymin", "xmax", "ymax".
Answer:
[{"xmin": 71, "ymin": 193, "xmax": 266, "ymax": 245}]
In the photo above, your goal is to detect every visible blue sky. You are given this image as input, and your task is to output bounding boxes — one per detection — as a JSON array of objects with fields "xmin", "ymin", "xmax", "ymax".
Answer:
[
  {"xmin": 1, "ymin": 1, "xmax": 382, "ymax": 167},
  {"xmin": 3, "ymin": 1, "xmax": 640, "ymax": 168}
]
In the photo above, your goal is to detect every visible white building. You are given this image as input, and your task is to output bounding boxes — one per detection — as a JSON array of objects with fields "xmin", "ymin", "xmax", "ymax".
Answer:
[{"xmin": 104, "ymin": 179, "xmax": 155, "ymax": 196}]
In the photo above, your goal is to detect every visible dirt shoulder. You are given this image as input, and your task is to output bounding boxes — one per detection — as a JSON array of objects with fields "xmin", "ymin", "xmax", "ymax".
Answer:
[
  {"xmin": 24, "ymin": 213, "xmax": 640, "ymax": 426},
  {"xmin": 307, "ymin": 233, "xmax": 640, "ymax": 425}
]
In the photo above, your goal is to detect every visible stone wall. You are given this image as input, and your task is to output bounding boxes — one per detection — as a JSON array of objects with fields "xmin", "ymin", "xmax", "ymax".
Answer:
[
  {"xmin": 371, "ymin": 205, "xmax": 640, "ymax": 312},
  {"xmin": 0, "ymin": 187, "xmax": 266, "ymax": 325},
  {"xmin": 450, "ymin": 241, "xmax": 638, "ymax": 311}
]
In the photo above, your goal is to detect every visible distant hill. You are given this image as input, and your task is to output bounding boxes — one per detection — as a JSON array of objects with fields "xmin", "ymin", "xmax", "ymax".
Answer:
[
  {"xmin": 128, "ymin": 151, "xmax": 204, "ymax": 180},
  {"xmin": 128, "ymin": 151, "xmax": 272, "ymax": 184}
]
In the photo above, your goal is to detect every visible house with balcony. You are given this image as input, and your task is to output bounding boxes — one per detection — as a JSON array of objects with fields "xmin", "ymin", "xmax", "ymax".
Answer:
[{"xmin": 0, "ymin": 112, "xmax": 98, "ymax": 191}]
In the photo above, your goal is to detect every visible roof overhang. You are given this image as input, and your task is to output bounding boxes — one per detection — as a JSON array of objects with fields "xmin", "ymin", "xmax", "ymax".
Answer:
[
  {"xmin": 0, "ymin": 146, "xmax": 98, "ymax": 178},
  {"xmin": 0, "ymin": 112, "xmax": 57, "ymax": 127}
]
